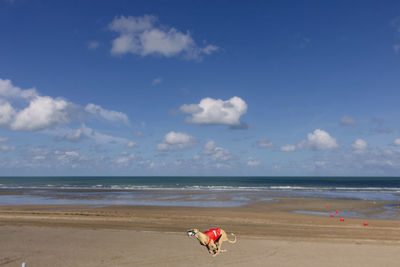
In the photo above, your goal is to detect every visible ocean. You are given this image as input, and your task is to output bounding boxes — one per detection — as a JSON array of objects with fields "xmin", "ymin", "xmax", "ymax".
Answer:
[
  {"xmin": 1, "ymin": 176, "xmax": 400, "ymax": 191},
  {"xmin": 0, "ymin": 176, "xmax": 399, "ymax": 219}
]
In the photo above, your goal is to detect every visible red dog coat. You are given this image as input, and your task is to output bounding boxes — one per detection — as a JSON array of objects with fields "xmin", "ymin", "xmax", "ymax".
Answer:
[{"xmin": 204, "ymin": 228, "xmax": 221, "ymax": 246}]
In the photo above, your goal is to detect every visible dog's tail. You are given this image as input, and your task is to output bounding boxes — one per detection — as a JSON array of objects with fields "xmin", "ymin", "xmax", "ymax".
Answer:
[{"xmin": 228, "ymin": 233, "xmax": 237, "ymax": 243}]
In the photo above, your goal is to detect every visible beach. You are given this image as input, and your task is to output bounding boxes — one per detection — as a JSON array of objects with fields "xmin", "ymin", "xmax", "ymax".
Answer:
[
  {"xmin": 2, "ymin": 0, "xmax": 400, "ymax": 265},
  {"xmin": 1, "ymin": 196, "xmax": 400, "ymax": 266}
]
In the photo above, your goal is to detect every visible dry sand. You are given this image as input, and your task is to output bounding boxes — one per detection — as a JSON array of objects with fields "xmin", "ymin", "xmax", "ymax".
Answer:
[{"xmin": 1, "ymin": 198, "xmax": 399, "ymax": 266}]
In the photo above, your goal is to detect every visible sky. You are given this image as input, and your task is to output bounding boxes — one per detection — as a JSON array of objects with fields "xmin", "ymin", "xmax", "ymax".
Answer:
[{"xmin": 1, "ymin": 0, "xmax": 400, "ymax": 176}]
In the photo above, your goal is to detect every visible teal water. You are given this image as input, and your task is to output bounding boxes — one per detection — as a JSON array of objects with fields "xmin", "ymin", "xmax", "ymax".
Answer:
[
  {"xmin": 0, "ymin": 176, "xmax": 399, "ymax": 190},
  {"xmin": 0, "ymin": 177, "xmax": 399, "ymax": 217}
]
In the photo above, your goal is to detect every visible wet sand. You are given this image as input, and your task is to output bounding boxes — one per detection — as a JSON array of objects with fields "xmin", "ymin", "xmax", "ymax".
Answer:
[{"xmin": 1, "ymin": 197, "xmax": 400, "ymax": 266}]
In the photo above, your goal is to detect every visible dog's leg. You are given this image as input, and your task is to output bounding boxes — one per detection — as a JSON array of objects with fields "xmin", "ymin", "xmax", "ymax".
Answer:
[
  {"xmin": 212, "ymin": 246, "xmax": 225, "ymax": 257},
  {"xmin": 207, "ymin": 241, "xmax": 218, "ymax": 255},
  {"xmin": 217, "ymin": 232, "xmax": 231, "ymax": 254},
  {"xmin": 212, "ymin": 248, "xmax": 220, "ymax": 257},
  {"xmin": 217, "ymin": 240, "xmax": 227, "ymax": 253},
  {"xmin": 211, "ymin": 239, "xmax": 226, "ymax": 257}
]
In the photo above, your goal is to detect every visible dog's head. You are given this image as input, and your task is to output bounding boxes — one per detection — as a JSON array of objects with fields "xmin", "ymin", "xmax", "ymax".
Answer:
[{"xmin": 187, "ymin": 229, "xmax": 199, "ymax": 237}]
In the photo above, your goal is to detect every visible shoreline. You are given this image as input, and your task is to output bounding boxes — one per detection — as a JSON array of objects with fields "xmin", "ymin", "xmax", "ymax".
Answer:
[
  {"xmin": 1, "ymin": 188, "xmax": 399, "ymax": 220},
  {"xmin": 1, "ymin": 197, "xmax": 400, "ymax": 266}
]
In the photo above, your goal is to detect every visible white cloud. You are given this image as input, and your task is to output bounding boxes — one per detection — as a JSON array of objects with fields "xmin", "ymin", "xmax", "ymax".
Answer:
[
  {"xmin": 85, "ymin": 103, "xmax": 129, "ymax": 124},
  {"xmin": 126, "ymin": 141, "xmax": 137, "ymax": 148},
  {"xmin": 257, "ymin": 139, "xmax": 274, "ymax": 148},
  {"xmin": 64, "ymin": 151, "xmax": 79, "ymax": 157},
  {"xmin": 0, "ymin": 145, "xmax": 15, "ymax": 152},
  {"xmin": 115, "ymin": 153, "xmax": 135, "ymax": 166},
  {"xmin": 247, "ymin": 157, "xmax": 260, "ymax": 167},
  {"xmin": 1, "ymin": 78, "xmax": 132, "ymax": 132},
  {"xmin": 53, "ymin": 150, "xmax": 81, "ymax": 165},
  {"xmin": 0, "ymin": 145, "xmax": 133, "ymax": 171},
  {"xmin": 81, "ymin": 124, "xmax": 131, "ymax": 144},
  {"xmin": 11, "ymin": 96, "xmax": 71, "ymax": 131},
  {"xmin": 152, "ymin": 77, "xmax": 163, "ymax": 86},
  {"xmin": 0, "ymin": 78, "xmax": 38, "ymax": 99},
  {"xmin": 280, "ymin": 144, "xmax": 296, "ymax": 152},
  {"xmin": 87, "ymin": 40, "xmax": 100, "ymax": 50},
  {"xmin": 65, "ymin": 129, "xmax": 83, "ymax": 142},
  {"xmin": 46, "ymin": 125, "xmax": 132, "ymax": 145},
  {"xmin": 0, "ymin": 78, "xmax": 59, "ymax": 131},
  {"xmin": 57, "ymin": 129, "xmax": 84, "ymax": 143},
  {"xmin": 27, "ymin": 148, "xmax": 49, "ymax": 157},
  {"xmin": 108, "ymin": 15, "xmax": 218, "ymax": 60},
  {"xmin": 180, "ymin": 96, "xmax": 247, "ymax": 126},
  {"xmin": 352, "ymin": 139, "xmax": 368, "ymax": 152},
  {"xmin": 157, "ymin": 131, "xmax": 197, "ymax": 151},
  {"xmin": 299, "ymin": 129, "xmax": 338, "ymax": 150},
  {"xmin": 202, "ymin": 45, "xmax": 219, "ymax": 55},
  {"xmin": 394, "ymin": 138, "xmax": 400, "ymax": 146},
  {"xmin": 33, "ymin": 155, "xmax": 46, "ymax": 161},
  {"xmin": 0, "ymin": 101, "xmax": 15, "ymax": 126},
  {"xmin": 138, "ymin": 159, "xmax": 156, "ymax": 169},
  {"xmin": 116, "ymin": 157, "xmax": 130, "ymax": 166},
  {"xmin": 340, "ymin": 115, "xmax": 356, "ymax": 126},
  {"xmin": 0, "ymin": 136, "xmax": 8, "ymax": 142},
  {"xmin": 109, "ymin": 15, "xmax": 156, "ymax": 34},
  {"xmin": 202, "ymin": 140, "xmax": 232, "ymax": 161}
]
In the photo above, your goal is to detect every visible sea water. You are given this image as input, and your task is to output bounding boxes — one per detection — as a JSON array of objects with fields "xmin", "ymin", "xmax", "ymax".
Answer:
[{"xmin": 0, "ymin": 176, "xmax": 399, "ymax": 218}]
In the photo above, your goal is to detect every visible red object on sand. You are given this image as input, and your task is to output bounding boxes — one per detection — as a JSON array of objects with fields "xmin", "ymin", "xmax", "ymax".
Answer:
[
  {"xmin": 330, "ymin": 214, "xmax": 334, "ymax": 217},
  {"xmin": 340, "ymin": 218, "xmax": 344, "ymax": 222},
  {"xmin": 326, "ymin": 204, "xmax": 329, "ymax": 208},
  {"xmin": 336, "ymin": 209, "xmax": 339, "ymax": 214},
  {"xmin": 364, "ymin": 222, "xmax": 368, "ymax": 226}
]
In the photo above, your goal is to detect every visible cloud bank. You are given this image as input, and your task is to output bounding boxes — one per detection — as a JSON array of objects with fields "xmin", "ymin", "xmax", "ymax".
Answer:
[
  {"xmin": 85, "ymin": 103, "xmax": 129, "ymax": 125},
  {"xmin": 108, "ymin": 15, "xmax": 218, "ymax": 60},
  {"xmin": 299, "ymin": 129, "xmax": 339, "ymax": 150},
  {"xmin": 180, "ymin": 96, "xmax": 247, "ymax": 127},
  {"xmin": 394, "ymin": 138, "xmax": 400, "ymax": 146},
  {"xmin": 202, "ymin": 140, "xmax": 232, "ymax": 161},
  {"xmin": 351, "ymin": 138, "xmax": 368, "ymax": 153},
  {"xmin": 0, "ymin": 78, "xmax": 38, "ymax": 99},
  {"xmin": 0, "ymin": 78, "xmax": 130, "ymax": 132},
  {"xmin": 257, "ymin": 139, "xmax": 274, "ymax": 148},
  {"xmin": 280, "ymin": 144, "xmax": 296, "ymax": 152},
  {"xmin": 11, "ymin": 96, "xmax": 71, "ymax": 131},
  {"xmin": 281, "ymin": 129, "xmax": 338, "ymax": 152},
  {"xmin": 157, "ymin": 131, "xmax": 197, "ymax": 151},
  {"xmin": 247, "ymin": 157, "xmax": 260, "ymax": 166}
]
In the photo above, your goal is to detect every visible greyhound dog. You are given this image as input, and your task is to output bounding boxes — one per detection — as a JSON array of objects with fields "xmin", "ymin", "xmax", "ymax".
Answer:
[{"xmin": 187, "ymin": 228, "xmax": 237, "ymax": 256}]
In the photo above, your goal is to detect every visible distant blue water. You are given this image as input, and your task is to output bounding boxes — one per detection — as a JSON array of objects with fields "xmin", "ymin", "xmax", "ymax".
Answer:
[
  {"xmin": 0, "ymin": 176, "xmax": 399, "ymax": 191},
  {"xmin": 0, "ymin": 177, "xmax": 399, "ymax": 212}
]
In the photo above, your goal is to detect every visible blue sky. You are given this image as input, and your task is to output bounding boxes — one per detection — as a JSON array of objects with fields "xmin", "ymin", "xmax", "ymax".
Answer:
[{"xmin": 1, "ymin": 0, "xmax": 400, "ymax": 176}]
